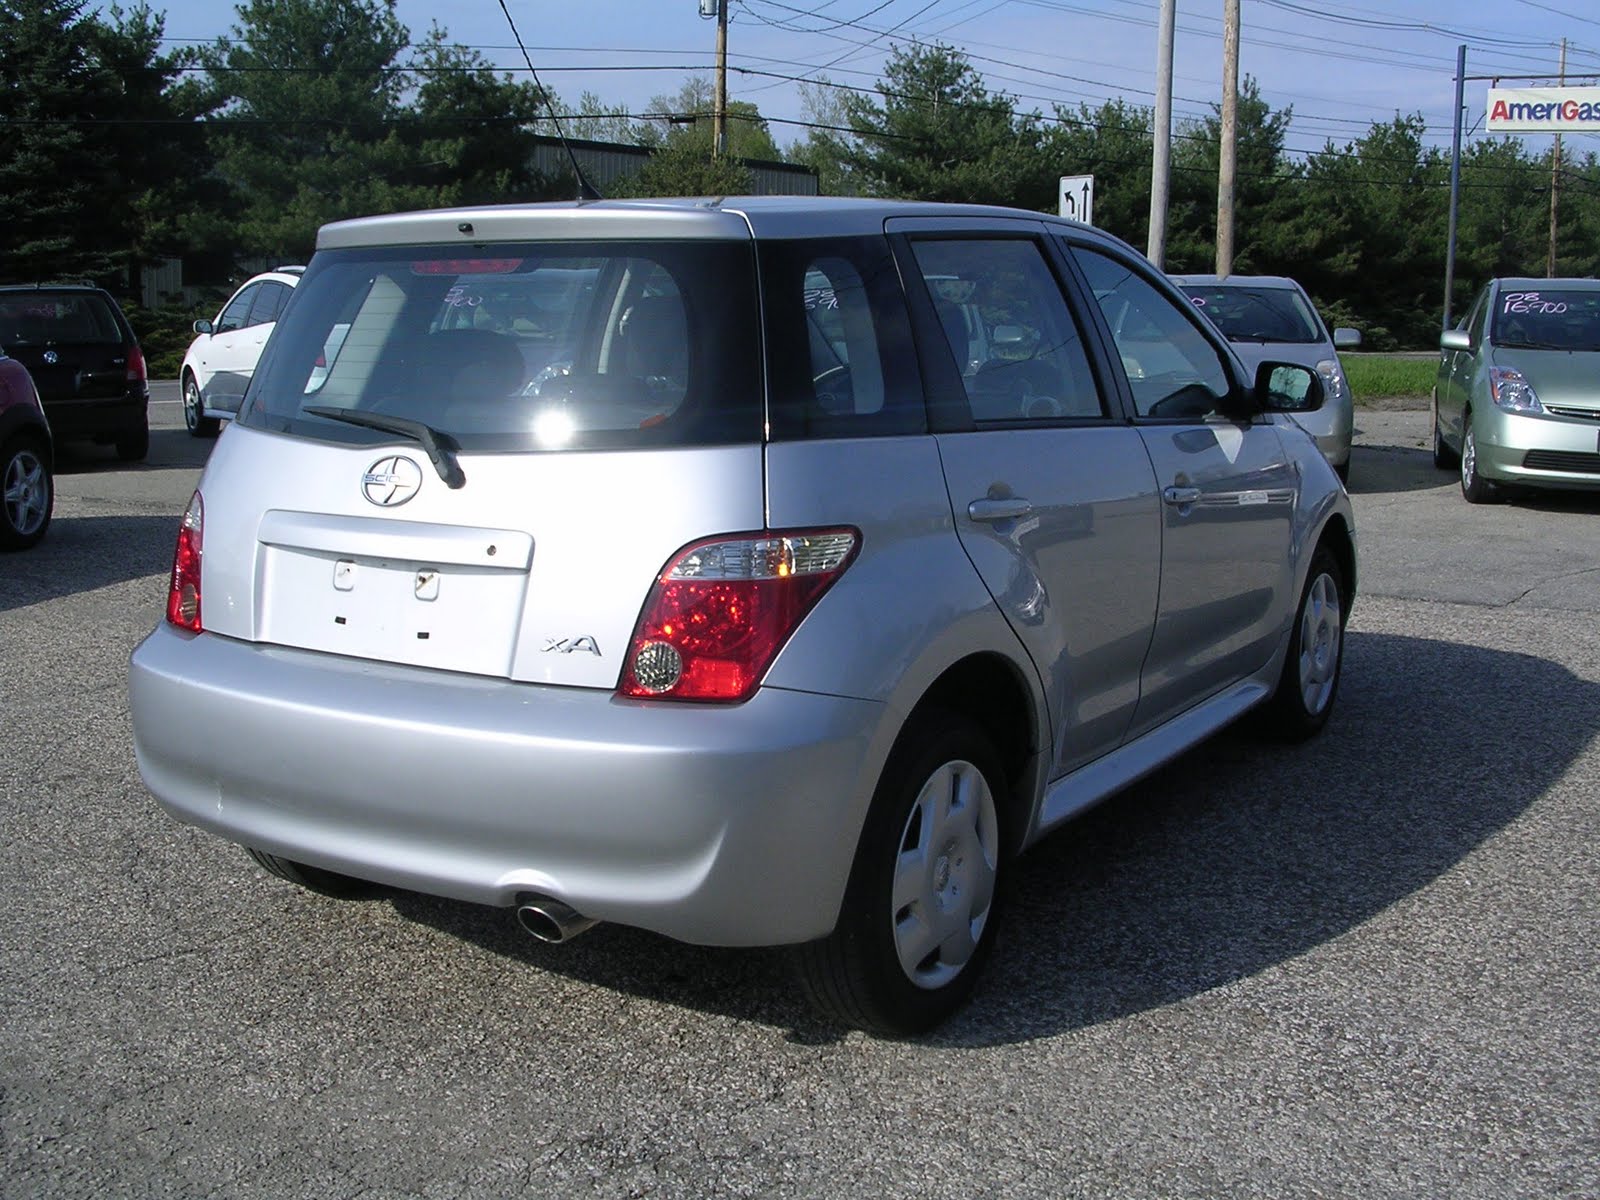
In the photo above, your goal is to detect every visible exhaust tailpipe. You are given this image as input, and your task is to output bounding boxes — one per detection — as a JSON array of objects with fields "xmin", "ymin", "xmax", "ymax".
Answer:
[{"xmin": 515, "ymin": 896, "xmax": 599, "ymax": 944}]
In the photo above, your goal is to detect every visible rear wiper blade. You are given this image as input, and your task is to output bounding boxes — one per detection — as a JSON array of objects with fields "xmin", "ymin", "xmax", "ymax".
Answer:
[{"xmin": 303, "ymin": 406, "xmax": 465, "ymax": 489}]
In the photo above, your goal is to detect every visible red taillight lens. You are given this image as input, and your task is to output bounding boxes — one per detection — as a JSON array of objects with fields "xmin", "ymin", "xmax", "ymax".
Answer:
[
  {"xmin": 621, "ymin": 529, "xmax": 859, "ymax": 703},
  {"xmin": 165, "ymin": 492, "xmax": 204, "ymax": 632},
  {"xmin": 126, "ymin": 342, "xmax": 147, "ymax": 383}
]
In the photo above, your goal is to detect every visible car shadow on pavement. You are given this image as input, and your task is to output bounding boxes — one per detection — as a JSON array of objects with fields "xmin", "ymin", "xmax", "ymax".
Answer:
[
  {"xmin": 0, "ymin": 514, "xmax": 176, "ymax": 612},
  {"xmin": 1345, "ymin": 445, "xmax": 1456, "ymax": 496},
  {"xmin": 52, "ymin": 427, "xmax": 215, "ymax": 474},
  {"xmin": 387, "ymin": 629, "xmax": 1592, "ymax": 1046}
]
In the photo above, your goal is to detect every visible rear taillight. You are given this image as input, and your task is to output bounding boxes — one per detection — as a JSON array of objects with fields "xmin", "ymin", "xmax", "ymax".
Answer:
[
  {"xmin": 126, "ymin": 342, "xmax": 147, "ymax": 383},
  {"xmin": 166, "ymin": 492, "xmax": 203, "ymax": 632},
  {"xmin": 621, "ymin": 529, "xmax": 859, "ymax": 703}
]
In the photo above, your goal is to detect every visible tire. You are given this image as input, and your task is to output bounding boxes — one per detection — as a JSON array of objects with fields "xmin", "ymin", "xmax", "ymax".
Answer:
[
  {"xmin": 246, "ymin": 847, "xmax": 376, "ymax": 898},
  {"xmin": 1459, "ymin": 412, "xmax": 1498, "ymax": 504},
  {"xmin": 1431, "ymin": 398, "xmax": 1458, "ymax": 470},
  {"xmin": 793, "ymin": 710, "xmax": 1007, "ymax": 1036},
  {"xmin": 183, "ymin": 373, "xmax": 220, "ymax": 439},
  {"xmin": 0, "ymin": 436, "xmax": 53, "ymax": 550},
  {"xmin": 1261, "ymin": 546, "xmax": 1346, "ymax": 741},
  {"xmin": 114, "ymin": 422, "xmax": 149, "ymax": 463}
]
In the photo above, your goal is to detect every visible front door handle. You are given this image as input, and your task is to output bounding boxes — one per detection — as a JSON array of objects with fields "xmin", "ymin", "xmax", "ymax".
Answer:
[
  {"xmin": 1163, "ymin": 486, "xmax": 1202, "ymax": 506},
  {"xmin": 968, "ymin": 497, "xmax": 1034, "ymax": 523}
]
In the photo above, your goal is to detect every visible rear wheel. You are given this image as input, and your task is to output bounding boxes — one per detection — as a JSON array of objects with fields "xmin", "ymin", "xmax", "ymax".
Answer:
[
  {"xmin": 1261, "ymin": 546, "xmax": 1345, "ymax": 741},
  {"xmin": 793, "ymin": 710, "xmax": 1006, "ymax": 1036},
  {"xmin": 1459, "ymin": 413, "xmax": 1499, "ymax": 504},
  {"xmin": 114, "ymin": 422, "xmax": 149, "ymax": 463},
  {"xmin": 183, "ymin": 373, "xmax": 220, "ymax": 438},
  {"xmin": 0, "ymin": 436, "xmax": 53, "ymax": 550},
  {"xmin": 246, "ymin": 848, "xmax": 376, "ymax": 898}
]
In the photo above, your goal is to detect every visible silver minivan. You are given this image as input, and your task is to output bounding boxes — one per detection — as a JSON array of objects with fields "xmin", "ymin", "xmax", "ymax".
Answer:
[{"xmin": 130, "ymin": 198, "xmax": 1355, "ymax": 1034}]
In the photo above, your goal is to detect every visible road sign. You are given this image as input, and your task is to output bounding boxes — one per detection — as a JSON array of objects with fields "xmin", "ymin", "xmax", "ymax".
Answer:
[{"xmin": 1059, "ymin": 174, "xmax": 1095, "ymax": 224}]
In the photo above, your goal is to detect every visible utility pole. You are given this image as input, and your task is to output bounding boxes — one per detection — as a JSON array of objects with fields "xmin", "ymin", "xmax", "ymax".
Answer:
[
  {"xmin": 1216, "ymin": 0, "xmax": 1239, "ymax": 277},
  {"xmin": 713, "ymin": 0, "xmax": 729, "ymax": 158},
  {"xmin": 1443, "ymin": 45, "xmax": 1465, "ymax": 330},
  {"xmin": 1147, "ymin": 0, "xmax": 1176, "ymax": 266},
  {"xmin": 1548, "ymin": 37, "xmax": 1566, "ymax": 277}
]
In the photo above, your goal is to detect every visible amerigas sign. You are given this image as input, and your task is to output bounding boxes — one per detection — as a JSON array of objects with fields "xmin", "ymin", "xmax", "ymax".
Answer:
[{"xmin": 1486, "ymin": 87, "xmax": 1600, "ymax": 133}]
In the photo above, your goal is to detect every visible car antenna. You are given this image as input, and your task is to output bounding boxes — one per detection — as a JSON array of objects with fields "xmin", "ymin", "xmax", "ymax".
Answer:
[{"xmin": 492, "ymin": 0, "xmax": 604, "ymax": 202}]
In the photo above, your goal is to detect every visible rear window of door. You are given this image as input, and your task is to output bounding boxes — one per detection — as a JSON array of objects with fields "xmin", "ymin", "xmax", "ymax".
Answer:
[
  {"xmin": 248, "ymin": 281, "xmax": 291, "ymax": 327},
  {"xmin": 908, "ymin": 237, "xmax": 1106, "ymax": 423}
]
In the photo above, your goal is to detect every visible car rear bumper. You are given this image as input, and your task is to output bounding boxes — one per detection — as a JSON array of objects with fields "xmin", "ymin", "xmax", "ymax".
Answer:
[
  {"xmin": 129, "ymin": 623, "xmax": 887, "ymax": 946},
  {"xmin": 1474, "ymin": 408, "xmax": 1600, "ymax": 488},
  {"xmin": 42, "ymin": 392, "xmax": 147, "ymax": 438}
]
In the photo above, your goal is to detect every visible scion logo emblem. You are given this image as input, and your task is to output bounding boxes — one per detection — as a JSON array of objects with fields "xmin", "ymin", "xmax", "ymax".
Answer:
[{"xmin": 362, "ymin": 455, "xmax": 423, "ymax": 507}]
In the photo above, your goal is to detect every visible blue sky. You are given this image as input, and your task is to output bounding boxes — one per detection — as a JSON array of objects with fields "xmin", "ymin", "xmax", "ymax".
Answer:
[{"xmin": 128, "ymin": 0, "xmax": 1600, "ymax": 157}]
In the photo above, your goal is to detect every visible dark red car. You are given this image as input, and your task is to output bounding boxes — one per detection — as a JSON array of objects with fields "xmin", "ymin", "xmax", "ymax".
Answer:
[{"xmin": 0, "ymin": 343, "xmax": 53, "ymax": 549}]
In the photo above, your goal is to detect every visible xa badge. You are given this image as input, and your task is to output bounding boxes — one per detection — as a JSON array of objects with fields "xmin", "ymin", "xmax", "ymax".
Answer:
[
  {"xmin": 543, "ymin": 636, "xmax": 602, "ymax": 656},
  {"xmin": 362, "ymin": 455, "xmax": 423, "ymax": 507}
]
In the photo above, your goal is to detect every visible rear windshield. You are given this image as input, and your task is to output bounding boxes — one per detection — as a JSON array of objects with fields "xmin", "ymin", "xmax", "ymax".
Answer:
[
  {"xmin": 1180, "ymin": 284, "xmax": 1323, "ymax": 345},
  {"xmin": 240, "ymin": 240, "xmax": 763, "ymax": 452},
  {"xmin": 0, "ymin": 292, "xmax": 124, "ymax": 346},
  {"xmin": 1491, "ymin": 288, "xmax": 1600, "ymax": 351}
]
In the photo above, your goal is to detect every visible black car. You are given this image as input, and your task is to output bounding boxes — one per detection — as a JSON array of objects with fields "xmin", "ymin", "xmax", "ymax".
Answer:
[{"xmin": 0, "ymin": 284, "xmax": 149, "ymax": 461}]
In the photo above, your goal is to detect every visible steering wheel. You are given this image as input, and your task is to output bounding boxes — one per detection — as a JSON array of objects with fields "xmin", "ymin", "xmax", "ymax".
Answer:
[{"xmin": 814, "ymin": 364, "xmax": 853, "ymax": 413}]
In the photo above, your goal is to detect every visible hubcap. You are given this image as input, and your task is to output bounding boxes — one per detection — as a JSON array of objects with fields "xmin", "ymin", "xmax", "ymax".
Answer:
[
  {"xmin": 1297, "ymin": 571, "xmax": 1342, "ymax": 715},
  {"xmin": 1462, "ymin": 427, "xmax": 1476, "ymax": 489},
  {"xmin": 890, "ymin": 758, "xmax": 1000, "ymax": 990},
  {"xmin": 3, "ymin": 449, "xmax": 48, "ymax": 537},
  {"xmin": 184, "ymin": 379, "xmax": 201, "ymax": 429}
]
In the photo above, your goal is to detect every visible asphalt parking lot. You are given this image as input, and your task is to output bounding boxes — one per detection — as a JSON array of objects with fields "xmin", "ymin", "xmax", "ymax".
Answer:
[{"xmin": 2, "ymin": 390, "xmax": 1597, "ymax": 1198}]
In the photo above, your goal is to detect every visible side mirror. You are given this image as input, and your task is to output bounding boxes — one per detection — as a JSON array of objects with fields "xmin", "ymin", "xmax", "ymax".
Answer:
[
  {"xmin": 1255, "ymin": 361, "xmax": 1324, "ymax": 413},
  {"xmin": 1439, "ymin": 329, "xmax": 1473, "ymax": 353},
  {"xmin": 1332, "ymin": 327, "xmax": 1361, "ymax": 350},
  {"xmin": 192, "ymin": 318, "xmax": 214, "ymax": 335}
]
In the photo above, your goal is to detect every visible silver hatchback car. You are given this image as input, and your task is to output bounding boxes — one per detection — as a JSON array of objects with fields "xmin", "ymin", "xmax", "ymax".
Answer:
[{"xmin": 130, "ymin": 198, "xmax": 1355, "ymax": 1034}]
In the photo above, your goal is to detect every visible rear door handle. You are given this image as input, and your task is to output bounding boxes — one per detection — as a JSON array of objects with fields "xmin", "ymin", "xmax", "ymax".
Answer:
[
  {"xmin": 1163, "ymin": 486, "xmax": 1202, "ymax": 506},
  {"xmin": 968, "ymin": 497, "xmax": 1034, "ymax": 523}
]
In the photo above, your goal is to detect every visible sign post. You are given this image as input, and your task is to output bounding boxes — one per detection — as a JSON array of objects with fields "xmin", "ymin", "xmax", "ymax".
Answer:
[{"xmin": 1058, "ymin": 175, "xmax": 1095, "ymax": 225}]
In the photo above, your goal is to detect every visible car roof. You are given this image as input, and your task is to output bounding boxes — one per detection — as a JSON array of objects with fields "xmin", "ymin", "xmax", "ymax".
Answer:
[
  {"xmin": 1169, "ymin": 274, "xmax": 1303, "ymax": 291},
  {"xmin": 1491, "ymin": 276, "xmax": 1600, "ymax": 290},
  {"xmin": 0, "ymin": 282, "xmax": 114, "ymax": 294},
  {"xmin": 316, "ymin": 196, "xmax": 1121, "ymax": 251}
]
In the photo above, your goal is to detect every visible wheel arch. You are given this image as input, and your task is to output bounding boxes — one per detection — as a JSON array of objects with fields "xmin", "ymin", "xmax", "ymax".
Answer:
[{"xmin": 895, "ymin": 650, "xmax": 1046, "ymax": 859}]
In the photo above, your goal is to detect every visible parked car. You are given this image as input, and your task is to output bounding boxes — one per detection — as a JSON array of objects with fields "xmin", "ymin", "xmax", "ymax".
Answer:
[
  {"xmin": 1171, "ymin": 274, "xmax": 1359, "ymax": 481},
  {"xmin": 180, "ymin": 266, "xmax": 304, "ymax": 437},
  {"xmin": 0, "ymin": 284, "xmax": 148, "ymax": 461},
  {"xmin": 0, "ymin": 341, "xmax": 54, "ymax": 549},
  {"xmin": 130, "ymin": 198, "xmax": 1356, "ymax": 1034},
  {"xmin": 1434, "ymin": 277, "xmax": 1600, "ymax": 503}
]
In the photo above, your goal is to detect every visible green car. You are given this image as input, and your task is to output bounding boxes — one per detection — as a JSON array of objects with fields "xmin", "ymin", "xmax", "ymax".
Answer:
[{"xmin": 1434, "ymin": 277, "xmax": 1600, "ymax": 503}]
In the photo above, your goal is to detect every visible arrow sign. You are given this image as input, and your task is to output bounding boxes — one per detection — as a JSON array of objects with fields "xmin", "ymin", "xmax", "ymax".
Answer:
[{"xmin": 1058, "ymin": 174, "xmax": 1095, "ymax": 225}]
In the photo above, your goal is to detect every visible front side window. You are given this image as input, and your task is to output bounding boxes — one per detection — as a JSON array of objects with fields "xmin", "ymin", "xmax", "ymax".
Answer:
[
  {"xmin": 242, "ymin": 240, "xmax": 762, "ymax": 452},
  {"xmin": 1073, "ymin": 247, "xmax": 1232, "ymax": 419},
  {"xmin": 910, "ymin": 238, "xmax": 1105, "ymax": 422},
  {"xmin": 217, "ymin": 286, "xmax": 257, "ymax": 333}
]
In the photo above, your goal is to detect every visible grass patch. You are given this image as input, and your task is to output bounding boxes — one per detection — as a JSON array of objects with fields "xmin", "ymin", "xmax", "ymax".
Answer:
[{"xmin": 1341, "ymin": 353, "xmax": 1436, "ymax": 403}]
